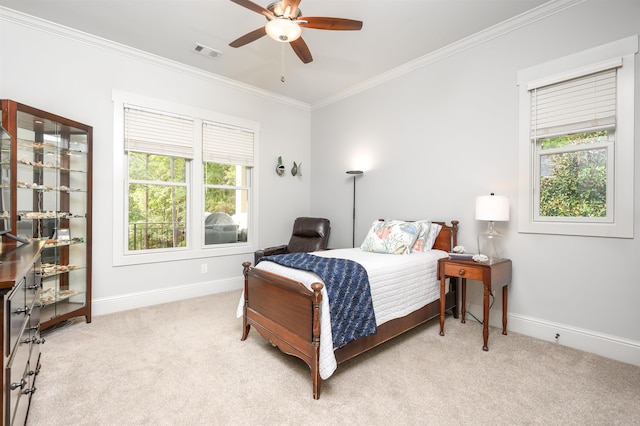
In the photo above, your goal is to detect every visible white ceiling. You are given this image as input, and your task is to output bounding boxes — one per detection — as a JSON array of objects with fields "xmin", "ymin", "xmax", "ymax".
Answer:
[{"xmin": 0, "ymin": 0, "xmax": 549, "ymax": 105}]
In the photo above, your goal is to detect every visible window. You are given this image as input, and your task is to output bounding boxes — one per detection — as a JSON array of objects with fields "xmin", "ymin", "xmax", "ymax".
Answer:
[
  {"xmin": 517, "ymin": 36, "xmax": 637, "ymax": 238},
  {"xmin": 112, "ymin": 91, "xmax": 259, "ymax": 265},
  {"xmin": 202, "ymin": 121, "xmax": 253, "ymax": 246},
  {"xmin": 531, "ymin": 69, "xmax": 616, "ymax": 222},
  {"xmin": 536, "ymin": 130, "xmax": 611, "ymax": 220},
  {"xmin": 125, "ymin": 107, "xmax": 192, "ymax": 251}
]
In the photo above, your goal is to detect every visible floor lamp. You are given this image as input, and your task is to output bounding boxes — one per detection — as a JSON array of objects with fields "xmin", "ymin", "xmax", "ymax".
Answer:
[{"xmin": 346, "ymin": 170, "xmax": 363, "ymax": 248}]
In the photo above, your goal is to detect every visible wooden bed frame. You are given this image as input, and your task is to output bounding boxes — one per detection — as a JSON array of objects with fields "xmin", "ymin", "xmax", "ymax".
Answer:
[{"xmin": 240, "ymin": 220, "xmax": 459, "ymax": 399}]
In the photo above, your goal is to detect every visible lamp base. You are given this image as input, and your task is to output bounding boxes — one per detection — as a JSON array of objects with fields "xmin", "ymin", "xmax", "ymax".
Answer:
[{"xmin": 477, "ymin": 221, "xmax": 504, "ymax": 262}]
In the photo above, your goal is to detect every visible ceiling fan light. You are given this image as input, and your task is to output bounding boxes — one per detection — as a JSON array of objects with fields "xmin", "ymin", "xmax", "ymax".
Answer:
[{"xmin": 265, "ymin": 18, "xmax": 302, "ymax": 43}]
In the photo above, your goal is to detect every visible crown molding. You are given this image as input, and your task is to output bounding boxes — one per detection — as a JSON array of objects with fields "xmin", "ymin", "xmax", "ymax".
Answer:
[
  {"xmin": 0, "ymin": 6, "xmax": 311, "ymax": 111},
  {"xmin": 311, "ymin": 0, "xmax": 586, "ymax": 110}
]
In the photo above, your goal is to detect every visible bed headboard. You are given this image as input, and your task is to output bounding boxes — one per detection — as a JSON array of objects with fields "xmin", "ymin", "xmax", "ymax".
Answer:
[{"xmin": 431, "ymin": 220, "xmax": 459, "ymax": 252}]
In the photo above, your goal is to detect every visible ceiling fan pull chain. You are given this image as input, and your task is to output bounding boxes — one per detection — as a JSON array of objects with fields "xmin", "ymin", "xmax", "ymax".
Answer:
[{"xmin": 281, "ymin": 43, "xmax": 285, "ymax": 83}]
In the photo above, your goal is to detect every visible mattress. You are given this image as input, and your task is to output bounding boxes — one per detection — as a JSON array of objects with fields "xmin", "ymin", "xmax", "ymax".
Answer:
[{"xmin": 237, "ymin": 248, "xmax": 448, "ymax": 379}]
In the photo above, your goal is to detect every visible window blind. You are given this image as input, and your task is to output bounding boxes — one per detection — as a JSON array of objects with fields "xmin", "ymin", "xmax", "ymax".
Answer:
[
  {"xmin": 202, "ymin": 121, "xmax": 254, "ymax": 166},
  {"xmin": 530, "ymin": 68, "xmax": 617, "ymax": 139},
  {"xmin": 124, "ymin": 106, "xmax": 194, "ymax": 158}
]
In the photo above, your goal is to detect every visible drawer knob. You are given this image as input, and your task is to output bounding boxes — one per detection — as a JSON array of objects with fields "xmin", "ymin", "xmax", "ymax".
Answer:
[
  {"xmin": 22, "ymin": 386, "xmax": 36, "ymax": 395},
  {"xmin": 459, "ymin": 269, "xmax": 465, "ymax": 276},
  {"xmin": 10, "ymin": 379, "xmax": 26, "ymax": 391},
  {"xmin": 22, "ymin": 336, "xmax": 37, "ymax": 344},
  {"xmin": 14, "ymin": 306, "xmax": 30, "ymax": 315}
]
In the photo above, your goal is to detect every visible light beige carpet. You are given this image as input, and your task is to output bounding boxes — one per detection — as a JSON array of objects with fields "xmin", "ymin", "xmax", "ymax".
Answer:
[{"xmin": 28, "ymin": 290, "xmax": 640, "ymax": 425}]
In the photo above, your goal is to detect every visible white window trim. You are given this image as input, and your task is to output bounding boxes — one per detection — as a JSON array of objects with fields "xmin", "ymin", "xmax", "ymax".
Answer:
[
  {"xmin": 112, "ymin": 90, "xmax": 260, "ymax": 266},
  {"xmin": 517, "ymin": 35, "xmax": 638, "ymax": 238}
]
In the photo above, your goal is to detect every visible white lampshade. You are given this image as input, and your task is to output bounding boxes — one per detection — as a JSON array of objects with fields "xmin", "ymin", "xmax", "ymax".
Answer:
[
  {"xmin": 265, "ymin": 18, "xmax": 302, "ymax": 43},
  {"xmin": 475, "ymin": 193, "xmax": 509, "ymax": 262},
  {"xmin": 475, "ymin": 194, "xmax": 510, "ymax": 222}
]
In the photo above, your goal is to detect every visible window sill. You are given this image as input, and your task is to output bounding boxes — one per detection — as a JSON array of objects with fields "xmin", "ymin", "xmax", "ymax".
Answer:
[{"xmin": 113, "ymin": 243, "xmax": 255, "ymax": 267}]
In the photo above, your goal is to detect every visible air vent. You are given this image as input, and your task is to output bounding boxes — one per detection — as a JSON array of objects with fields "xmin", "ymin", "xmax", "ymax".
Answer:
[{"xmin": 193, "ymin": 43, "xmax": 222, "ymax": 59}]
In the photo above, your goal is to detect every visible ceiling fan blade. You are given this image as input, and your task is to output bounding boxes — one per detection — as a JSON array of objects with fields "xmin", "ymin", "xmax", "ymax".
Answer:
[
  {"xmin": 229, "ymin": 27, "xmax": 267, "ymax": 48},
  {"xmin": 290, "ymin": 37, "xmax": 313, "ymax": 64},
  {"xmin": 230, "ymin": 0, "xmax": 274, "ymax": 19},
  {"xmin": 301, "ymin": 17, "xmax": 363, "ymax": 31},
  {"xmin": 282, "ymin": 0, "xmax": 302, "ymax": 17}
]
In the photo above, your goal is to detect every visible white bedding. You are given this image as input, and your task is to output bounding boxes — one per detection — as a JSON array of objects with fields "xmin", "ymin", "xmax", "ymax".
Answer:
[{"xmin": 237, "ymin": 248, "xmax": 448, "ymax": 379}]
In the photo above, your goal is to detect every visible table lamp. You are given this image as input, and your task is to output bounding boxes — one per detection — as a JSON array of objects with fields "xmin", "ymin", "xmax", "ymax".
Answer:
[{"xmin": 475, "ymin": 193, "xmax": 509, "ymax": 262}]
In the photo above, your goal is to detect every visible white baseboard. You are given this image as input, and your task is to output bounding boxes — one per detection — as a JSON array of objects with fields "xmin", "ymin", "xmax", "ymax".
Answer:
[
  {"xmin": 467, "ymin": 302, "xmax": 640, "ymax": 367},
  {"xmin": 92, "ymin": 276, "xmax": 243, "ymax": 316}
]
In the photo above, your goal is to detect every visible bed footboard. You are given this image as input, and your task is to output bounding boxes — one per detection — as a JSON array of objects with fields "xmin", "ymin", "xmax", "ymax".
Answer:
[
  {"xmin": 240, "ymin": 219, "xmax": 459, "ymax": 399},
  {"xmin": 241, "ymin": 262, "xmax": 324, "ymax": 399}
]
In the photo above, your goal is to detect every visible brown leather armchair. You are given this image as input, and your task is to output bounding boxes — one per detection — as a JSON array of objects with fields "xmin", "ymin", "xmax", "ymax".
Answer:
[{"xmin": 254, "ymin": 217, "xmax": 331, "ymax": 264}]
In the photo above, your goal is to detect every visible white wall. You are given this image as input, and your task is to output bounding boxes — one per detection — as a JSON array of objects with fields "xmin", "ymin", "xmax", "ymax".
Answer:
[
  {"xmin": 0, "ymin": 10, "xmax": 312, "ymax": 312},
  {"xmin": 311, "ymin": 0, "xmax": 640, "ymax": 365}
]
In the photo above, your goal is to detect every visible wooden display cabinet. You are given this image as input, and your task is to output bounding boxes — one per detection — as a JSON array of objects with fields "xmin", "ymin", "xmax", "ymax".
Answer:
[{"xmin": 1, "ymin": 100, "xmax": 92, "ymax": 330}]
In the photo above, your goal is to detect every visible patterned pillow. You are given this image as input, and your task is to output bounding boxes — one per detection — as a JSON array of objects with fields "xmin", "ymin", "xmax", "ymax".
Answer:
[
  {"xmin": 424, "ymin": 222, "xmax": 442, "ymax": 250},
  {"xmin": 360, "ymin": 220, "xmax": 420, "ymax": 255},
  {"xmin": 411, "ymin": 220, "xmax": 432, "ymax": 252}
]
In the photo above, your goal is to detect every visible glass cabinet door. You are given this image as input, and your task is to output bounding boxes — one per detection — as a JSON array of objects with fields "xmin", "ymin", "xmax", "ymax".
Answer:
[{"xmin": 9, "ymin": 104, "xmax": 92, "ymax": 328}]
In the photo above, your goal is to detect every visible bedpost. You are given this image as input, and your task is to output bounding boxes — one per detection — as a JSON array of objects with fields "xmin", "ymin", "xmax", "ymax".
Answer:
[
  {"xmin": 311, "ymin": 282, "xmax": 323, "ymax": 399},
  {"xmin": 450, "ymin": 220, "xmax": 459, "ymax": 248},
  {"xmin": 241, "ymin": 261, "xmax": 252, "ymax": 341}
]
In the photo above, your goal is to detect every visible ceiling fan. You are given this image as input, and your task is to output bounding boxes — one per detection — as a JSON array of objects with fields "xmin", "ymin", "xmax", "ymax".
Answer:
[{"xmin": 229, "ymin": 0, "xmax": 363, "ymax": 64}]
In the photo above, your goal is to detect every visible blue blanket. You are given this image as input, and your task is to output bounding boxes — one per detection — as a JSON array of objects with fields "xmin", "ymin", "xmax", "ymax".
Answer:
[{"xmin": 261, "ymin": 253, "xmax": 377, "ymax": 349}]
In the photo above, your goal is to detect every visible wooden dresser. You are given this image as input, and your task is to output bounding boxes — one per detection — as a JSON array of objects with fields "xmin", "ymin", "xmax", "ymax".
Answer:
[{"xmin": 0, "ymin": 241, "xmax": 44, "ymax": 425}]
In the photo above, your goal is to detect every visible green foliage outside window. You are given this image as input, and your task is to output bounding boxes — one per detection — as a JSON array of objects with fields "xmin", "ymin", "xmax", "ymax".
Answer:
[
  {"xmin": 129, "ymin": 152, "xmax": 186, "ymax": 182},
  {"xmin": 538, "ymin": 131, "xmax": 608, "ymax": 217},
  {"xmin": 128, "ymin": 152, "xmax": 187, "ymax": 250},
  {"xmin": 204, "ymin": 162, "xmax": 244, "ymax": 214},
  {"xmin": 127, "ymin": 155, "xmax": 249, "ymax": 250}
]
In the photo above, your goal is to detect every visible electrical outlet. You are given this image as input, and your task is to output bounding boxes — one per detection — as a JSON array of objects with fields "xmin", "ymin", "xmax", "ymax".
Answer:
[{"xmin": 200, "ymin": 264, "xmax": 207, "ymax": 274}]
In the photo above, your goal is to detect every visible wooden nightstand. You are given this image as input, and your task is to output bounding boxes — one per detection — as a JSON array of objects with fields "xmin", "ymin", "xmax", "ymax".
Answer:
[{"xmin": 438, "ymin": 257, "xmax": 512, "ymax": 351}]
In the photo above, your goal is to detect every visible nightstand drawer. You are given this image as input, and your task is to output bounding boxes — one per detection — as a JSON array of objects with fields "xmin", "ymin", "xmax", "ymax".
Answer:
[{"xmin": 442, "ymin": 262, "xmax": 483, "ymax": 280}]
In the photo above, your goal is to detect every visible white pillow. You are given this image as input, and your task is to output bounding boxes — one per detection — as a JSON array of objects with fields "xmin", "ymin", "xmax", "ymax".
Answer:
[{"xmin": 360, "ymin": 220, "xmax": 420, "ymax": 255}]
